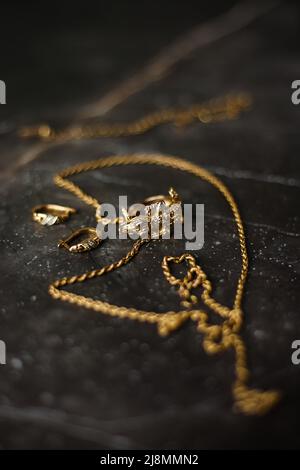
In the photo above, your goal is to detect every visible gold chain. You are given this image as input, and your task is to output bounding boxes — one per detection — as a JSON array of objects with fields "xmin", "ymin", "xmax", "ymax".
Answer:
[
  {"xmin": 26, "ymin": 93, "xmax": 280, "ymax": 414},
  {"xmin": 20, "ymin": 93, "xmax": 251, "ymax": 140},
  {"xmin": 48, "ymin": 153, "xmax": 280, "ymax": 415}
]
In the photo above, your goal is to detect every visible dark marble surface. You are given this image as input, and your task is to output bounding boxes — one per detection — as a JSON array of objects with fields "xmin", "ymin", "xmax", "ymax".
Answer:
[{"xmin": 0, "ymin": 1, "xmax": 299, "ymax": 449}]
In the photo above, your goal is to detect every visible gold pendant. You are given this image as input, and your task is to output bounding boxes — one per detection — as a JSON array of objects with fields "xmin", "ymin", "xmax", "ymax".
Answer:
[
  {"xmin": 143, "ymin": 187, "xmax": 180, "ymax": 207},
  {"xmin": 32, "ymin": 204, "xmax": 76, "ymax": 226},
  {"xmin": 58, "ymin": 227, "xmax": 101, "ymax": 253},
  {"xmin": 120, "ymin": 187, "xmax": 182, "ymax": 239}
]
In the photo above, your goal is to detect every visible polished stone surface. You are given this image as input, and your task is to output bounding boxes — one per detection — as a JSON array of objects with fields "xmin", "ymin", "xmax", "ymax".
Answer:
[{"xmin": 0, "ymin": 2, "xmax": 299, "ymax": 449}]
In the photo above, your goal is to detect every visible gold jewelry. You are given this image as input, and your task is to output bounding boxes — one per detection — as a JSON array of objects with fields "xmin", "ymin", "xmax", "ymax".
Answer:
[
  {"xmin": 19, "ymin": 93, "xmax": 251, "ymax": 141},
  {"xmin": 32, "ymin": 204, "xmax": 76, "ymax": 226},
  {"xmin": 121, "ymin": 187, "xmax": 182, "ymax": 239},
  {"xmin": 143, "ymin": 187, "xmax": 180, "ymax": 207},
  {"xmin": 46, "ymin": 153, "xmax": 280, "ymax": 416},
  {"xmin": 29, "ymin": 93, "xmax": 280, "ymax": 415},
  {"xmin": 58, "ymin": 227, "xmax": 101, "ymax": 253}
]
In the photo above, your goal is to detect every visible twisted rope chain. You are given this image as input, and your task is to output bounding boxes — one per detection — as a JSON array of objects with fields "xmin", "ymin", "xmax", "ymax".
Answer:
[
  {"xmin": 49, "ymin": 153, "xmax": 280, "ymax": 415},
  {"xmin": 20, "ymin": 93, "xmax": 250, "ymax": 141}
]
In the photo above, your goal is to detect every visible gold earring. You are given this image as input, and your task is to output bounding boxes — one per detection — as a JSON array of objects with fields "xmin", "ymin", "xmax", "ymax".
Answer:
[
  {"xmin": 32, "ymin": 204, "xmax": 76, "ymax": 226},
  {"xmin": 58, "ymin": 227, "xmax": 101, "ymax": 253}
]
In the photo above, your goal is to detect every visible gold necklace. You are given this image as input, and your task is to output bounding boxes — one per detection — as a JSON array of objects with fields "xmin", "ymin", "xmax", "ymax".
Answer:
[
  {"xmin": 29, "ymin": 95, "xmax": 280, "ymax": 415},
  {"xmin": 20, "ymin": 93, "xmax": 250, "ymax": 140}
]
